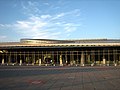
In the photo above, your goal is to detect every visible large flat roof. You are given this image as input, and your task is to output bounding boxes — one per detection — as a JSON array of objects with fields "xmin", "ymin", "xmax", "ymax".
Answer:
[{"xmin": 0, "ymin": 39, "xmax": 120, "ymax": 48}]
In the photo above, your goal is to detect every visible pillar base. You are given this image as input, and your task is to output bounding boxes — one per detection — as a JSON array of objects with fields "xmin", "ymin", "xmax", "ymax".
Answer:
[
  {"xmin": 60, "ymin": 64, "xmax": 63, "ymax": 66},
  {"xmin": 81, "ymin": 64, "xmax": 84, "ymax": 66},
  {"xmin": 20, "ymin": 60, "xmax": 22, "ymax": 66},
  {"xmin": 91, "ymin": 63, "xmax": 94, "ymax": 66},
  {"xmin": 114, "ymin": 63, "xmax": 117, "ymax": 66},
  {"xmin": 103, "ymin": 59, "xmax": 106, "ymax": 65},
  {"xmin": 103, "ymin": 64, "xmax": 106, "ymax": 66},
  {"xmin": 2, "ymin": 59, "xmax": 4, "ymax": 65},
  {"xmin": 39, "ymin": 64, "xmax": 41, "ymax": 66},
  {"xmin": 39, "ymin": 59, "xmax": 41, "ymax": 66}
]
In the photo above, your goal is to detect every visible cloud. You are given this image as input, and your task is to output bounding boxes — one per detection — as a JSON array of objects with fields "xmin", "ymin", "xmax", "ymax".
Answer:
[
  {"xmin": 0, "ymin": 1, "xmax": 81, "ymax": 40},
  {"xmin": 0, "ymin": 10, "xmax": 81, "ymax": 39},
  {"xmin": 43, "ymin": 3, "xmax": 50, "ymax": 6},
  {"xmin": 64, "ymin": 23, "xmax": 77, "ymax": 32},
  {"xmin": 0, "ymin": 24, "xmax": 4, "ymax": 27},
  {"xmin": 0, "ymin": 35, "xmax": 7, "ymax": 39},
  {"xmin": 21, "ymin": 1, "xmax": 41, "ymax": 16},
  {"xmin": 41, "ymin": 15, "xmax": 51, "ymax": 19}
]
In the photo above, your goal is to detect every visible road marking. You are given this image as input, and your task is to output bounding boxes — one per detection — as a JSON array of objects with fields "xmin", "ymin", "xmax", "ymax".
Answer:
[{"xmin": 31, "ymin": 80, "xmax": 42, "ymax": 84}]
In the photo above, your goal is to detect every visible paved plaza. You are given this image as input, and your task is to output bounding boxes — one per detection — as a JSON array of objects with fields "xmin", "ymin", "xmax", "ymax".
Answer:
[{"xmin": 0, "ymin": 66, "xmax": 120, "ymax": 90}]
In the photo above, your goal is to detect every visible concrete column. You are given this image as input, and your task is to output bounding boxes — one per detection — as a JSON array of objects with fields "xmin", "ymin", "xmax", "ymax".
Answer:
[
  {"xmin": 60, "ymin": 55, "xmax": 63, "ymax": 66},
  {"xmin": 65, "ymin": 51, "xmax": 67, "ymax": 65},
  {"xmin": 91, "ymin": 51, "xmax": 95, "ymax": 66},
  {"xmin": 87, "ymin": 54, "xmax": 90, "ymax": 65},
  {"xmin": 114, "ymin": 50, "xmax": 117, "ymax": 66},
  {"xmin": 32, "ymin": 62, "xmax": 34, "ymax": 65},
  {"xmin": 107, "ymin": 50, "xmax": 110, "ymax": 66},
  {"xmin": 102, "ymin": 50, "xmax": 106, "ymax": 66},
  {"xmin": 33, "ymin": 52, "xmax": 36, "ymax": 65},
  {"xmin": 24, "ymin": 52, "xmax": 25, "ymax": 65},
  {"xmin": 76, "ymin": 51, "xmax": 79, "ymax": 65},
  {"xmin": 32, "ymin": 60, "xmax": 35, "ymax": 65},
  {"xmin": 73, "ymin": 52, "xmax": 75, "ymax": 65},
  {"xmin": 19, "ymin": 59, "xmax": 22, "ymax": 66},
  {"xmin": 118, "ymin": 55, "xmax": 120, "ymax": 64},
  {"xmin": 25, "ymin": 57, "xmax": 28, "ymax": 65},
  {"xmin": 32, "ymin": 52, "xmax": 35, "ymax": 65},
  {"xmin": 57, "ymin": 51, "xmax": 59, "ymax": 64},
  {"xmin": 65, "ymin": 55, "xmax": 68, "ymax": 65},
  {"xmin": 8, "ymin": 56, "xmax": 11, "ymax": 64},
  {"xmin": 15, "ymin": 52, "xmax": 18, "ymax": 64},
  {"xmin": 2, "ymin": 58, "xmax": 4, "ymax": 65},
  {"xmin": 103, "ymin": 58, "xmax": 106, "ymax": 65},
  {"xmin": 113, "ymin": 50, "xmax": 116, "ymax": 66},
  {"xmin": 39, "ymin": 58, "xmax": 41, "ymax": 66},
  {"xmin": 81, "ymin": 51, "xmax": 85, "ymax": 66},
  {"xmin": 44, "ymin": 56, "xmax": 48, "ymax": 66},
  {"xmin": 70, "ymin": 52, "xmax": 73, "ymax": 66},
  {"xmin": 98, "ymin": 50, "xmax": 101, "ymax": 65},
  {"xmin": 52, "ymin": 51, "xmax": 54, "ymax": 66}
]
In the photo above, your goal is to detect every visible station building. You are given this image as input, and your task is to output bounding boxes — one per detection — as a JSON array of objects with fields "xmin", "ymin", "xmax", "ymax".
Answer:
[{"xmin": 0, "ymin": 39, "xmax": 120, "ymax": 66}]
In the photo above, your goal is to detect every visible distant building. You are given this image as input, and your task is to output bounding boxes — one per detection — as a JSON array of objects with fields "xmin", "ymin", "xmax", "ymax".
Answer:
[{"xmin": 0, "ymin": 39, "xmax": 120, "ymax": 66}]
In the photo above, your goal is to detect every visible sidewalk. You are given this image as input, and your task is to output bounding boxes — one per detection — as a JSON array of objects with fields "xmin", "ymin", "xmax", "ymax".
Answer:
[{"xmin": 0, "ymin": 66, "xmax": 120, "ymax": 90}]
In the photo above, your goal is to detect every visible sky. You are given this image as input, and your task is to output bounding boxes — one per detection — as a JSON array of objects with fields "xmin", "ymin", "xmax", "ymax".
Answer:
[{"xmin": 0, "ymin": 0, "xmax": 120, "ymax": 42}]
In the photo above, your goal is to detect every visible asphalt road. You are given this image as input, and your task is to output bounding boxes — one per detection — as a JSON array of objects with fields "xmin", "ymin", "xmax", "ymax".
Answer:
[{"xmin": 0, "ymin": 66, "xmax": 120, "ymax": 90}]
